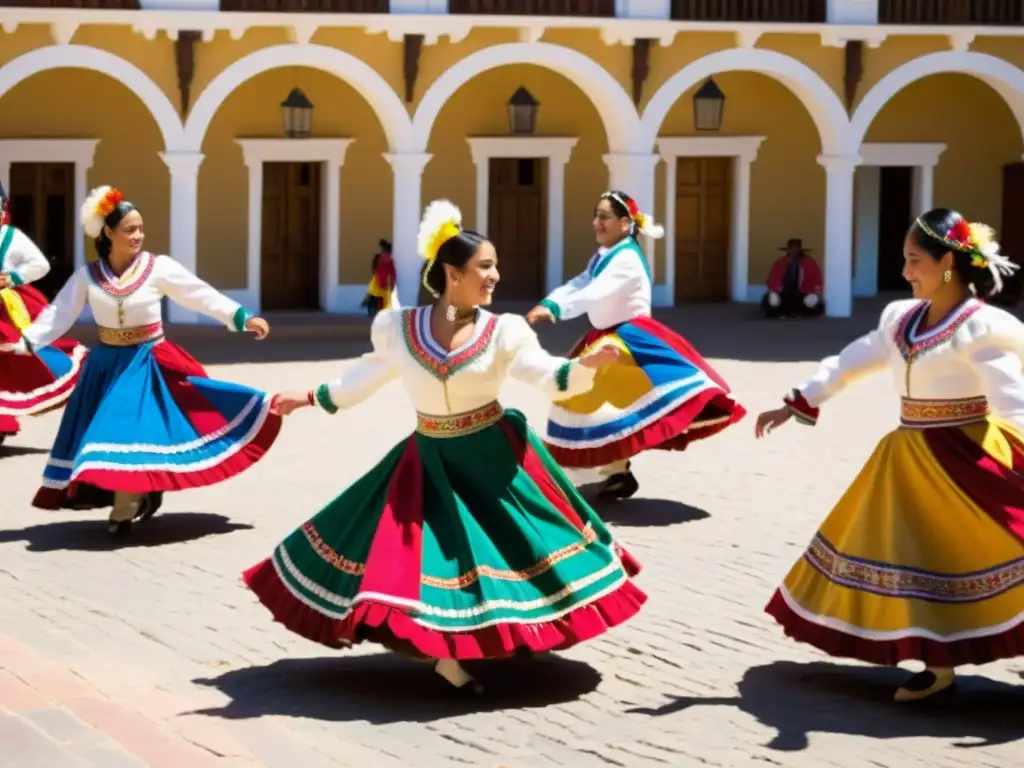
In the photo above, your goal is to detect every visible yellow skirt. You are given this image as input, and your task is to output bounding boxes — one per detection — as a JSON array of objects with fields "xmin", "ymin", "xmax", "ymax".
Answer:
[{"xmin": 766, "ymin": 416, "xmax": 1024, "ymax": 666}]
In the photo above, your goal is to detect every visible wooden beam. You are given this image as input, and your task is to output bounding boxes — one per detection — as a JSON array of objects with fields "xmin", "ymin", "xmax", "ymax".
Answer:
[
  {"xmin": 403, "ymin": 34, "xmax": 424, "ymax": 104},
  {"xmin": 175, "ymin": 31, "xmax": 201, "ymax": 117},
  {"xmin": 843, "ymin": 40, "xmax": 864, "ymax": 113},
  {"xmin": 631, "ymin": 39, "xmax": 652, "ymax": 107}
]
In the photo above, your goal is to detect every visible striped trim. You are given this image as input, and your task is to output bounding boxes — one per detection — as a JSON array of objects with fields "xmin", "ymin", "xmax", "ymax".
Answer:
[
  {"xmin": 895, "ymin": 299, "xmax": 980, "ymax": 362},
  {"xmin": 900, "ymin": 396, "xmax": 989, "ymax": 429},
  {"xmin": 88, "ymin": 252, "xmax": 155, "ymax": 298},
  {"xmin": 314, "ymin": 383, "xmax": 337, "ymax": 414}
]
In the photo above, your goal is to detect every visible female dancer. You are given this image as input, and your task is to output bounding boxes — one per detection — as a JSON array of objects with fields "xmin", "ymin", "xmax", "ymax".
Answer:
[
  {"xmin": 244, "ymin": 200, "xmax": 646, "ymax": 693},
  {"xmin": 527, "ymin": 190, "xmax": 746, "ymax": 499},
  {"xmin": 3, "ymin": 186, "xmax": 281, "ymax": 534},
  {"xmin": 360, "ymin": 239, "xmax": 397, "ymax": 318},
  {"xmin": 757, "ymin": 208, "xmax": 1024, "ymax": 702},
  {"xmin": 0, "ymin": 182, "xmax": 87, "ymax": 445}
]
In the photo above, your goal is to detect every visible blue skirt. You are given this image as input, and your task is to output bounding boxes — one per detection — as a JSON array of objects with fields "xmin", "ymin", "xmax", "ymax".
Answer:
[{"xmin": 34, "ymin": 338, "xmax": 281, "ymax": 510}]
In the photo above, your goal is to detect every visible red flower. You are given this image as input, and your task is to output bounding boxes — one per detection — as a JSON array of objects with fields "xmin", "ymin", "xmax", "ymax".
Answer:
[
  {"xmin": 947, "ymin": 219, "xmax": 971, "ymax": 245},
  {"xmin": 625, "ymin": 198, "xmax": 639, "ymax": 218}
]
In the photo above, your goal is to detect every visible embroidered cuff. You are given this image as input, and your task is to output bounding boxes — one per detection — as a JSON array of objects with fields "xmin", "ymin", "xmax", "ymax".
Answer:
[
  {"xmin": 6, "ymin": 271, "xmax": 24, "ymax": 287},
  {"xmin": 232, "ymin": 306, "xmax": 253, "ymax": 332},
  {"xmin": 555, "ymin": 360, "xmax": 573, "ymax": 392},
  {"xmin": 539, "ymin": 299, "xmax": 561, "ymax": 322},
  {"xmin": 784, "ymin": 389, "xmax": 819, "ymax": 426},
  {"xmin": 314, "ymin": 383, "xmax": 338, "ymax": 414}
]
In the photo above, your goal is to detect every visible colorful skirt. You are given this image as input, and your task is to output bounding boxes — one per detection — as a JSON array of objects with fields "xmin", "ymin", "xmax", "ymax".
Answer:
[
  {"xmin": 544, "ymin": 316, "xmax": 746, "ymax": 468},
  {"xmin": 33, "ymin": 336, "xmax": 281, "ymax": 510},
  {"xmin": 0, "ymin": 284, "xmax": 87, "ymax": 438},
  {"xmin": 766, "ymin": 398, "xmax": 1024, "ymax": 667},
  {"xmin": 243, "ymin": 405, "xmax": 646, "ymax": 660}
]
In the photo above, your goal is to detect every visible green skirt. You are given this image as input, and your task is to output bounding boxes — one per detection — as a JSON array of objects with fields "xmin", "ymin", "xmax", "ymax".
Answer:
[{"xmin": 243, "ymin": 409, "xmax": 646, "ymax": 660}]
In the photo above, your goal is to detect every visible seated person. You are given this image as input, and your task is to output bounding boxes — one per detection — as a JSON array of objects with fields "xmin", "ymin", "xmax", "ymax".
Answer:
[{"xmin": 762, "ymin": 238, "xmax": 824, "ymax": 318}]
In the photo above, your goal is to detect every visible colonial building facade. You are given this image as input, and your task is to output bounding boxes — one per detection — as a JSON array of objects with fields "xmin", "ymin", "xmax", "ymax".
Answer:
[{"xmin": 1, "ymin": 1, "xmax": 1023, "ymax": 321}]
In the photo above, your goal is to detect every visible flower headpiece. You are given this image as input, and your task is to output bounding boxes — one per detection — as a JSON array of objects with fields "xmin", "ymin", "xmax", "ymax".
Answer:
[
  {"xmin": 916, "ymin": 215, "xmax": 1019, "ymax": 294},
  {"xmin": 602, "ymin": 191, "xmax": 664, "ymax": 240},
  {"xmin": 81, "ymin": 186, "xmax": 128, "ymax": 239},
  {"xmin": 0, "ymin": 180, "xmax": 9, "ymax": 227},
  {"xmin": 417, "ymin": 199, "xmax": 463, "ymax": 298}
]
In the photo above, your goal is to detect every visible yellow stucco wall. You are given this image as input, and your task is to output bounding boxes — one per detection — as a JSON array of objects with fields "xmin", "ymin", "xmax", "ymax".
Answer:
[{"xmin": 0, "ymin": 24, "xmax": 1020, "ymax": 302}]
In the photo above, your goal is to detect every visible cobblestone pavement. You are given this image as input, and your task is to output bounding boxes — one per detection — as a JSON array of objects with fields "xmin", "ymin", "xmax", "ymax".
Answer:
[{"xmin": 1, "ymin": 302, "xmax": 1022, "ymax": 767}]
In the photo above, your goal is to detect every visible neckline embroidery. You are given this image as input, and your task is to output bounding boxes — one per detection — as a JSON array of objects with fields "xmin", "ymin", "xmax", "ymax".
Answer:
[
  {"xmin": 88, "ymin": 252, "xmax": 155, "ymax": 298},
  {"xmin": 895, "ymin": 299, "xmax": 979, "ymax": 362},
  {"xmin": 403, "ymin": 306, "xmax": 498, "ymax": 381}
]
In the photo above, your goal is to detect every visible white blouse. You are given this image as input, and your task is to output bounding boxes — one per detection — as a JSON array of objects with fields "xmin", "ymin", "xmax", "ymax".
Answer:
[
  {"xmin": 793, "ymin": 298, "xmax": 1024, "ymax": 430},
  {"xmin": 0, "ymin": 225, "xmax": 50, "ymax": 286},
  {"xmin": 540, "ymin": 237, "xmax": 652, "ymax": 330},
  {"xmin": 13, "ymin": 252, "xmax": 249, "ymax": 351},
  {"xmin": 317, "ymin": 306, "xmax": 597, "ymax": 416}
]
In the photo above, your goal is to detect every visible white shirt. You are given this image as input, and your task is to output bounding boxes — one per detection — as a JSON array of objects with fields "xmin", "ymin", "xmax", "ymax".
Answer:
[
  {"xmin": 0, "ymin": 225, "xmax": 50, "ymax": 286},
  {"xmin": 11, "ymin": 252, "xmax": 248, "ymax": 352},
  {"xmin": 541, "ymin": 237, "xmax": 652, "ymax": 330},
  {"xmin": 795, "ymin": 298, "xmax": 1024, "ymax": 430},
  {"xmin": 321, "ymin": 307, "xmax": 597, "ymax": 416}
]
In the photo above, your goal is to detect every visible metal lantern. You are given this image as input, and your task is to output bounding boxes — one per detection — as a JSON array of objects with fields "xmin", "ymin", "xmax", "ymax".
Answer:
[
  {"xmin": 281, "ymin": 87, "xmax": 314, "ymax": 139},
  {"xmin": 507, "ymin": 87, "xmax": 539, "ymax": 135},
  {"xmin": 693, "ymin": 77, "xmax": 725, "ymax": 132}
]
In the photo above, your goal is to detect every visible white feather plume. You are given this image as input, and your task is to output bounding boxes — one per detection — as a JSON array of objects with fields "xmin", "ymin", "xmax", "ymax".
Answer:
[
  {"xmin": 417, "ymin": 199, "xmax": 463, "ymax": 261},
  {"xmin": 81, "ymin": 185, "xmax": 112, "ymax": 238},
  {"xmin": 641, "ymin": 221, "xmax": 665, "ymax": 240}
]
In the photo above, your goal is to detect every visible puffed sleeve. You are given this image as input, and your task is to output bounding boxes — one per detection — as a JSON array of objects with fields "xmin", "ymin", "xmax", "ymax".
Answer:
[
  {"xmin": 10, "ymin": 267, "xmax": 89, "ymax": 354},
  {"xmin": 2, "ymin": 227, "xmax": 50, "ymax": 285},
  {"xmin": 311, "ymin": 309, "xmax": 400, "ymax": 413},
  {"xmin": 967, "ymin": 316, "xmax": 1024, "ymax": 431},
  {"xmin": 784, "ymin": 300, "xmax": 912, "ymax": 425},
  {"xmin": 541, "ymin": 249, "xmax": 645, "ymax": 323},
  {"xmin": 154, "ymin": 256, "xmax": 253, "ymax": 332},
  {"xmin": 502, "ymin": 314, "xmax": 596, "ymax": 400}
]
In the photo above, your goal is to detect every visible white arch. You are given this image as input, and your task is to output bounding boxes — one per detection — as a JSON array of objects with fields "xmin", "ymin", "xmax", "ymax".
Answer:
[
  {"xmin": 640, "ymin": 48, "xmax": 851, "ymax": 154},
  {"xmin": 412, "ymin": 42, "xmax": 642, "ymax": 153},
  {"xmin": 0, "ymin": 45, "xmax": 184, "ymax": 150},
  {"xmin": 184, "ymin": 44, "xmax": 413, "ymax": 152},
  {"xmin": 851, "ymin": 51, "xmax": 1024, "ymax": 149}
]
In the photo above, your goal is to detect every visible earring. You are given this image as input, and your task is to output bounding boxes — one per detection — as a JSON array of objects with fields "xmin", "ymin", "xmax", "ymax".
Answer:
[
  {"xmin": 445, "ymin": 304, "xmax": 457, "ymax": 322},
  {"xmin": 943, "ymin": 269, "xmax": 952, "ymax": 283}
]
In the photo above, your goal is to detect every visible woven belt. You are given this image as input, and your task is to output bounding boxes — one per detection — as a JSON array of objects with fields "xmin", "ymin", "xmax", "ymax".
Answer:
[
  {"xmin": 900, "ymin": 396, "xmax": 989, "ymax": 428},
  {"xmin": 416, "ymin": 401, "xmax": 504, "ymax": 438},
  {"xmin": 97, "ymin": 322, "xmax": 164, "ymax": 347}
]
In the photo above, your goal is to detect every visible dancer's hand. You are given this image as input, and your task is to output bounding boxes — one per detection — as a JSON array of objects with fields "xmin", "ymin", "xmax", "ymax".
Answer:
[
  {"xmin": 579, "ymin": 345, "xmax": 622, "ymax": 369},
  {"xmin": 271, "ymin": 392, "xmax": 311, "ymax": 417},
  {"xmin": 526, "ymin": 305, "xmax": 554, "ymax": 325},
  {"xmin": 755, "ymin": 407, "xmax": 792, "ymax": 439},
  {"xmin": 0, "ymin": 273, "xmax": 10, "ymax": 289},
  {"xmin": 246, "ymin": 317, "xmax": 270, "ymax": 339}
]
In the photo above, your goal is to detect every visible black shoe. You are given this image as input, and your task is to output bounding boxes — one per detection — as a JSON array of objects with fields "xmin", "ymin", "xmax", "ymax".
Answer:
[
  {"xmin": 134, "ymin": 492, "xmax": 164, "ymax": 522},
  {"xmin": 433, "ymin": 661, "xmax": 485, "ymax": 696},
  {"xmin": 598, "ymin": 470, "xmax": 639, "ymax": 500},
  {"xmin": 108, "ymin": 520, "xmax": 132, "ymax": 536}
]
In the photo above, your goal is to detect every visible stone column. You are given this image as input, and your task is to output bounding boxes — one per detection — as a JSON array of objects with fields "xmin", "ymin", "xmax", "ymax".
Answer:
[
  {"xmin": 159, "ymin": 151, "xmax": 205, "ymax": 324},
  {"xmin": 818, "ymin": 153, "xmax": 860, "ymax": 318},
  {"xmin": 384, "ymin": 152, "xmax": 433, "ymax": 308}
]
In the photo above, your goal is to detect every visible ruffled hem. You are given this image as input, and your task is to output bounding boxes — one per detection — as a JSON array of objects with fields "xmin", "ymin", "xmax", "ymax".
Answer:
[
  {"xmin": 545, "ymin": 389, "xmax": 746, "ymax": 468},
  {"xmin": 0, "ymin": 341, "xmax": 87, "ymax": 417},
  {"xmin": 242, "ymin": 556, "xmax": 647, "ymax": 660},
  {"xmin": 31, "ymin": 407, "xmax": 281, "ymax": 509},
  {"xmin": 765, "ymin": 589, "xmax": 1024, "ymax": 667}
]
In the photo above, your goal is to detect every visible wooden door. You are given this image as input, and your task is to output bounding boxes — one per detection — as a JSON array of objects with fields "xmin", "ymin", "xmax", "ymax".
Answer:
[
  {"xmin": 260, "ymin": 161, "xmax": 321, "ymax": 311},
  {"xmin": 996, "ymin": 162, "xmax": 1024, "ymax": 306},
  {"xmin": 7, "ymin": 162, "xmax": 75, "ymax": 300},
  {"xmin": 876, "ymin": 166, "xmax": 913, "ymax": 291},
  {"xmin": 487, "ymin": 158, "xmax": 545, "ymax": 300},
  {"xmin": 674, "ymin": 157, "xmax": 731, "ymax": 301}
]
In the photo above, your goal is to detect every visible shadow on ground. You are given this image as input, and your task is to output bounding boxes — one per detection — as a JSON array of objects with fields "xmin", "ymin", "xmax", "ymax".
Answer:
[
  {"xmin": 629, "ymin": 660, "xmax": 1024, "ymax": 751},
  {"xmin": 0, "ymin": 513, "xmax": 252, "ymax": 552},
  {"xmin": 588, "ymin": 496, "xmax": 711, "ymax": 527},
  {"xmin": 0, "ymin": 443, "xmax": 50, "ymax": 457},
  {"xmin": 193, "ymin": 653, "xmax": 601, "ymax": 725}
]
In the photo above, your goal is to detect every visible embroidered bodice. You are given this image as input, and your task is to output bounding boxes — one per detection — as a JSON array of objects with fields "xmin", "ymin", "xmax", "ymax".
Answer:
[
  {"xmin": 317, "ymin": 307, "xmax": 597, "ymax": 417},
  {"xmin": 18, "ymin": 252, "xmax": 250, "ymax": 350},
  {"xmin": 540, "ymin": 237, "xmax": 652, "ymax": 329},
  {"xmin": 795, "ymin": 298, "xmax": 1024, "ymax": 427},
  {"xmin": 0, "ymin": 225, "xmax": 49, "ymax": 286}
]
